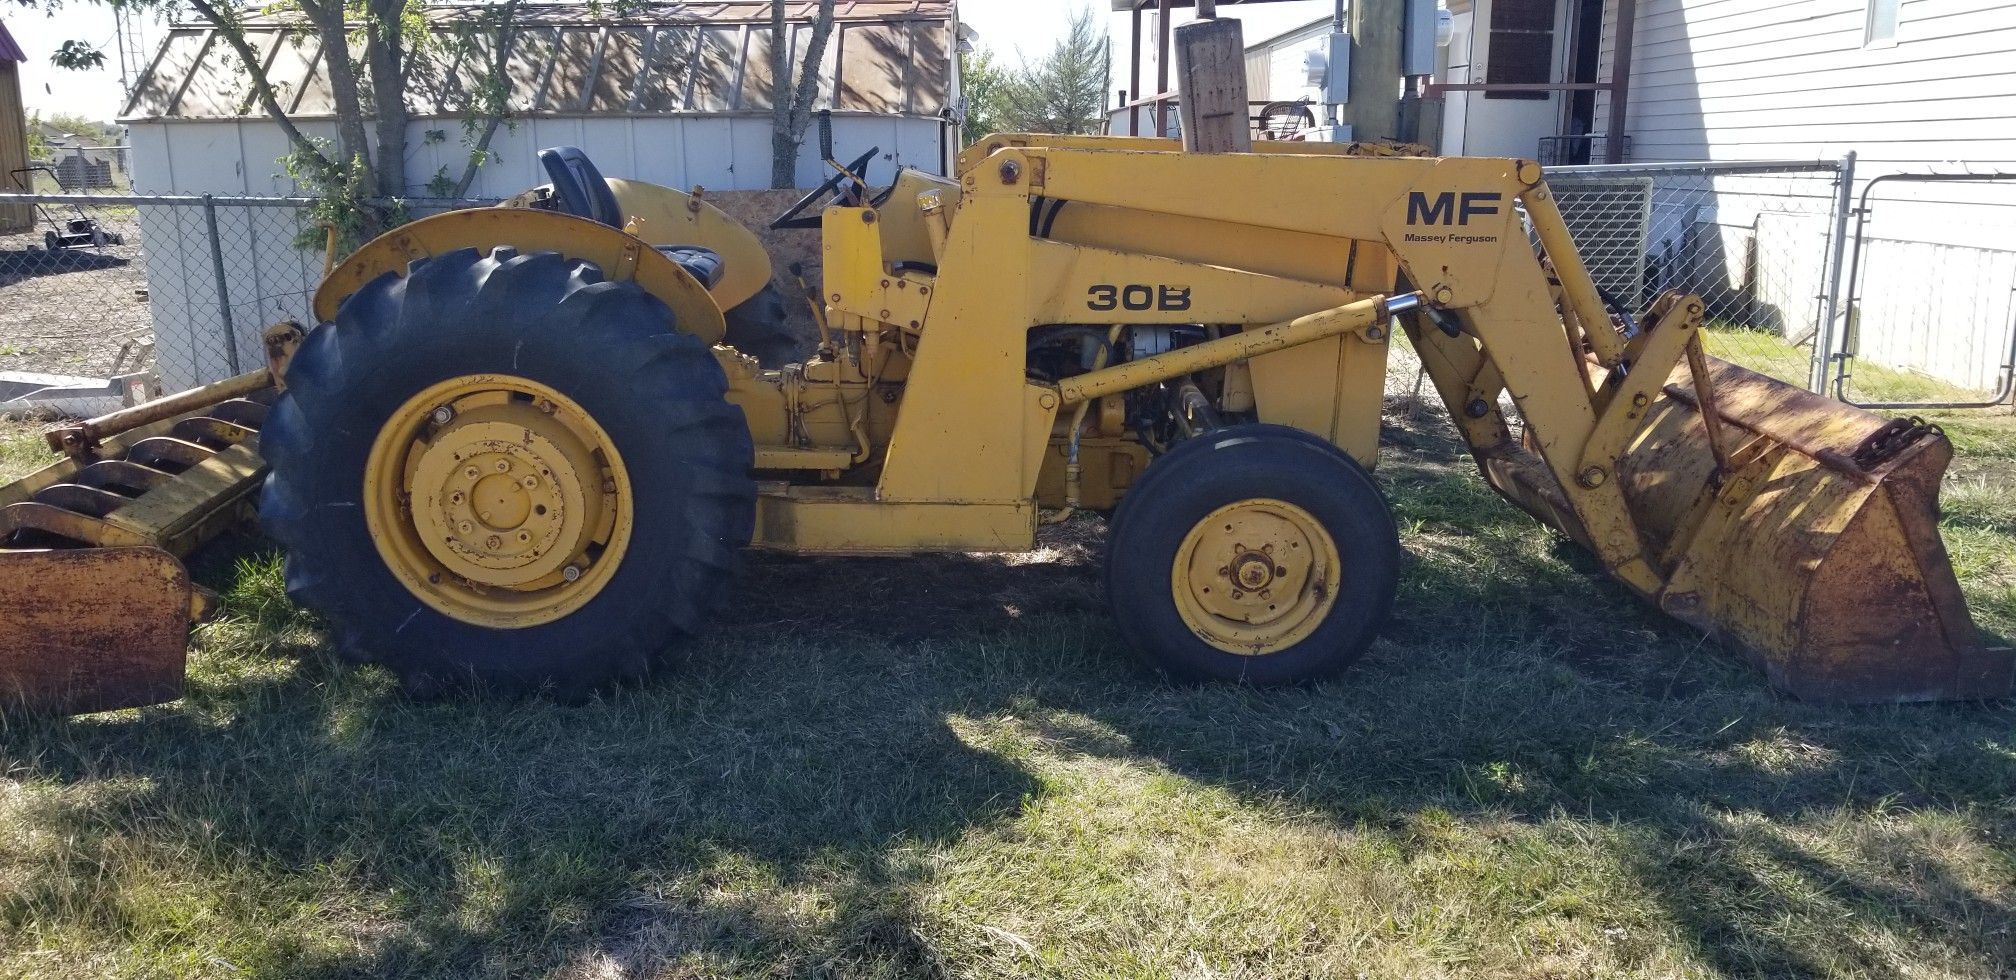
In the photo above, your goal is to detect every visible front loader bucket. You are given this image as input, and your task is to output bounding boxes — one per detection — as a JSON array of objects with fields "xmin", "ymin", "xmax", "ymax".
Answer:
[
  {"xmin": 1616, "ymin": 357, "xmax": 2009, "ymax": 703},
  {"xmin": 0, "ymin": 374, "xmax": 277, "ymax": 715}
]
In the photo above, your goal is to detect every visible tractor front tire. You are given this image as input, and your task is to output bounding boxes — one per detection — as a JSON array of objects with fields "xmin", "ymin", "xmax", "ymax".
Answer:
[
  {"xmin": 1104, "ymin": 424, "xmax": 1398, "ymax": 685},
  {"xmin": 260, "ymin": 247, "xmax": 755, "ymax": 698}
]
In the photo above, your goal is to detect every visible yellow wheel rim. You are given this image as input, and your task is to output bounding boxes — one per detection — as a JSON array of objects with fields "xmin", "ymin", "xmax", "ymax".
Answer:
[
  {"xmin": 363, "ymin": 374, "xmax": 633, "ymax": 629},
  {"xmin": 1171, "ymin": 498, "xmax": 1341, "ymax": 656}
]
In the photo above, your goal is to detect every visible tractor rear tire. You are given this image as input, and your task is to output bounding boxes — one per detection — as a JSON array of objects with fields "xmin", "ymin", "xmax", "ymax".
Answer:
[
  {"xmin": 260, "ymin": 247, "xmax": 755, "ymax": 698},
  {"xmin": 1104, "ymin": 424, "xmax": 1398, "ymax": 685}
]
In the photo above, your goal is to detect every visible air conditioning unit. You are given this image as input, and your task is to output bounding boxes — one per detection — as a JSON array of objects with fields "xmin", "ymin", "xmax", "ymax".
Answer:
[{"xmin": 1549, "ymin": 177, "xmax": 1654, "ymax": 312}]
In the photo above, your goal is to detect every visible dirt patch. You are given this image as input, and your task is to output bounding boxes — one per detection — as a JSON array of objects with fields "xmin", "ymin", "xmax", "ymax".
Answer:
[{"xmin": 0, "ymin": 203, "xmax": 155, "ymax": 380}]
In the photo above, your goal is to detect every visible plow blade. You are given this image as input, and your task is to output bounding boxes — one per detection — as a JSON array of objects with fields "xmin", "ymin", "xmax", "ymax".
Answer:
[
  {"xmin": 1615, "ymin": 357, "xmax": 2009, "ymax": 702},
  {"xmin": 1, "ymin": 375, "xmax": 276, "ymax": 715},
  {"xmin": 0, "ymin": 549, "xmax": 195, "ymax": 714}
]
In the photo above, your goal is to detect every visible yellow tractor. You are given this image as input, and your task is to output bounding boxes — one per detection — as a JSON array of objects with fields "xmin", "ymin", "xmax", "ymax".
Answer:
[{"xmin": 2, "ymin": 132, "xmax": 2007, "ymax": 712}]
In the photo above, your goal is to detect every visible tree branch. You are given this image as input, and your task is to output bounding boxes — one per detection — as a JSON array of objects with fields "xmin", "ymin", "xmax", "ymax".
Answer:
[
  {"xmin": 185, "ymin": 0, "xmax": 336, "ymax": 180},
  {"xmin": 452, "ymin": 0, "xmax": 523, "ymax": 198}
]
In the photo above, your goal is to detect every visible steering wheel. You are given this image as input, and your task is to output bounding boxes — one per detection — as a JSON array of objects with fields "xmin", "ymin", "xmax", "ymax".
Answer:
[{"xmin": 770, "ymin": 146, "xmax": 879, "ymax": 230}]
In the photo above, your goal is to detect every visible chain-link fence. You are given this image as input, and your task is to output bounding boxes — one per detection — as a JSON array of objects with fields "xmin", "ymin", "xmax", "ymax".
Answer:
[
  {"xmin": 6, "ymin": 167, "xmax": 2014, "ymax": 417},
  {"xmin": 1547, "ymin": 159, "xmax": 1855, "ymax": 392},
  {"xmin": 0, "ymin": 192, "xmax": 494, "ymax": 407}
]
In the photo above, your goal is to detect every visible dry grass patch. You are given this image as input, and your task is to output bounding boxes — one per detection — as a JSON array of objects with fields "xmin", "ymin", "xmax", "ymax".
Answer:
[{"xmin": 1, "ymin": 372, "xmax": 2013, "ymax": 977}]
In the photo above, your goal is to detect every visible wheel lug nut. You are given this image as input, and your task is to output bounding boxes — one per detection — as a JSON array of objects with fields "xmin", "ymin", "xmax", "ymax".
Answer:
[
  {"xmin": 464, "ymin": 466, "xmax": 480, "ymax": 480},
  {"xmin": 458, "ymin": 521, "xmax": 474, "ymax": 534},
  {"xmin": 486, "ymin": 535, "xmax": 502, "ymax": 550},
  {"xmin": 431, "ymin": 405, "xmax": 455, "ymax": 425},
  {"xmin": 522, "ymin": 475, "xmax": 539, "ymax": 488},
  {"xmin": 496, "ymin": 460, "xmax": 511, "ymax": 473},
  {"xmin": 562, "ymin": 565, "xmax": 582, "ymax": 582}
]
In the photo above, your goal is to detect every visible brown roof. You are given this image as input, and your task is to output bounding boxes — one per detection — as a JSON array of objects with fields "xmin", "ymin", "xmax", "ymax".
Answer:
[
  {"xmin": 0, "ymin": 20, "xmax": 27, "ymax": 63},
  {"xmin": 125, "ymin": 2, "xmax": 955, "ymax": 120}
]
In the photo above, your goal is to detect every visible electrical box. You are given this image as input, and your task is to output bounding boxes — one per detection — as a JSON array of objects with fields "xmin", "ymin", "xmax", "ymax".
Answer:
[
  {"xmin": 1403, "ymin": 0, "xmax": 1440, "ymax": 77},
  {"xmin": 1324, "ymin": 31, "xmax": 1352, "ymax": 104},
  {"xmin": 1302, "ymin": 49, "xmax": 1329, "ymax": 88}
]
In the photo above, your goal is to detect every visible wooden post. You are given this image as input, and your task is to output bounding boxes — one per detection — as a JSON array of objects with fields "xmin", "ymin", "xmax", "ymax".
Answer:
[
  {"xmin": 1174, "ymin": 16, "xmax": 1251, "ymax": 153},
  {"xmin": 1129, "ymin": 5, "xmax": 1144, "ymax": 135},
  {"xmin": 1604, "ymin": 0, "xmax": 1638, "ymax": 163},
  {"xmin": 1156, "ymin": 0, "xmax": 1173, "ymax": 138}
]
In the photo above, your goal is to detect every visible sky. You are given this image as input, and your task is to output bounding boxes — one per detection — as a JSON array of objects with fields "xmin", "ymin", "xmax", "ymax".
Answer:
[
  {"xmin": 3, "ymin": 0, "xmax": 1342, "ymax": 125},
  {"xmin": 961, "ymin": 0, "xmax": 1337, "ymax": 98},
  {"xmin": 7, "ymin": 5, "xmax": 131, "ymax": 122}
]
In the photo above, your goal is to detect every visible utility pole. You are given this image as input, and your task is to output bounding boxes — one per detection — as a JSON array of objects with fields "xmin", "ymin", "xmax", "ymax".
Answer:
[{"xmin": 1346, "ymin": 0, "xmax": 1405, "ymax": 142}]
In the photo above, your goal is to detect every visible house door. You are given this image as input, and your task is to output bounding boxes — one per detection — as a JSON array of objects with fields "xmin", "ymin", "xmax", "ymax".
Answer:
[
  {"xmin": 1443, "ymin": 0, "xmax": 1572, "ymax": 158},
  {"xmin": 1558, "ymin": 0, "xmax": 1607, "ymax": 163}
]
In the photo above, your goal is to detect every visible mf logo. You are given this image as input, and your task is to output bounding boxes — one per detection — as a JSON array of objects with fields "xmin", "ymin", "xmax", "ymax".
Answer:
[{"xmin": 1406, "ymin": 191, "xmax": 1504, "ymax": 226}]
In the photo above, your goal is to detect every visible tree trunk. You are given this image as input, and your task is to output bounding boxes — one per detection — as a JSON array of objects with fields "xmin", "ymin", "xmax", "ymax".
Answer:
[
  {"xmin": 297, "ymin": 0, "xmax": 375, "ymax": 191},
  {"xmin": 769, "ymin": 1, "xmax": 794, "ymax": 189},
  {"xmin": 366, "ymin": 0, "xmax": 409, "ymax": 201},
  {"xmin": 770, "ymin": 0, "xmax": 837, "ymax": 189}
]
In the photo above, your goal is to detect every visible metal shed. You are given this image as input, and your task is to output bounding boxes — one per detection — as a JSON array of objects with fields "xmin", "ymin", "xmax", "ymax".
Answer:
[{"xmin": 120, "ymin": 1, "xmax": 961, "ymax": 196}]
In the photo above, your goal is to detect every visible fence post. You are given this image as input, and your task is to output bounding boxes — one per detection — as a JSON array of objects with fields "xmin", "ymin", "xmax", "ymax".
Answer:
[
  {"xmin": 201, "ymin": 193, "xmax": 240, "ymax": 376},
  {"xmin": 1811, "ymin": 150, "xmax": 1856, "ymax": 394}
]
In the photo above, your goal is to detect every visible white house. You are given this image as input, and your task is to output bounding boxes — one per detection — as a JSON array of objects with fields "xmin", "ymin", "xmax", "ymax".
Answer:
[
  {"xmin": 118, "ymin": 0, "xmax": 959, "ymax": 390},
  {"xmin": 1436, "ymin": 0, "xmax": 2016, "ymax": 397}
]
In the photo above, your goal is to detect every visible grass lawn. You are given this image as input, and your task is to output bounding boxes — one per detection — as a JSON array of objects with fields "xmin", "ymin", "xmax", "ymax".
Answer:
[{"xmin": 2, "ymin": 349, "xmax": 2014, "ymax": 978}]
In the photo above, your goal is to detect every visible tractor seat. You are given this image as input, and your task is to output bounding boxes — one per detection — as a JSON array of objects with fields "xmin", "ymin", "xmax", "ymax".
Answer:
[
  {"xmin": 658, "ymin": 246, "xmax": 725, "ymax": 289},
  {"xmin": 536, "ymin": 145, "xmax": 726, "ymax": 289}
]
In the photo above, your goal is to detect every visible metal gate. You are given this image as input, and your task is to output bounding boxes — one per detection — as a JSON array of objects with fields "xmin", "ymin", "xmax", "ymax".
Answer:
[{"xmin": 1832, "ymin": 172, "xmax": 2016, "ymax": 409}]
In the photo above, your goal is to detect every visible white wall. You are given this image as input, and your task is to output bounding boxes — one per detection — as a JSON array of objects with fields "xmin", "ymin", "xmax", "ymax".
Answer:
[
  {"xmin": 1596, "ymin": 0, "xmax": 2016, "ymax": 170},
  {"xmin": 127, "ymin": 113, "xmax": 949, "ymax": 197}
]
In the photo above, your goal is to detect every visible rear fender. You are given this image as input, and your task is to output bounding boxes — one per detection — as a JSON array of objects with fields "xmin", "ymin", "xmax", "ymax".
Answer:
[{"xmin": 314, "ymin": 209, "xmax": 728, "ymax": 345}]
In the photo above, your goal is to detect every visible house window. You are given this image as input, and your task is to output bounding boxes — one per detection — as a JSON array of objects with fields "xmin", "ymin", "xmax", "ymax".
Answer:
[
  {"xmin": 1487, "ymin": 0, "xmax": 1555, "ymax": 100},
  {"xmin": 1865, "ymin": 0, "xmax": 1900, "ymax": 46}
]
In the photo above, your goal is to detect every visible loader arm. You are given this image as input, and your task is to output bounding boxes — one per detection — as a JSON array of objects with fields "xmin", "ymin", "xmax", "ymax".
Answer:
[{"xmin": 932, "ymin": 148, "xmax": 1669, "ymax": 589}]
